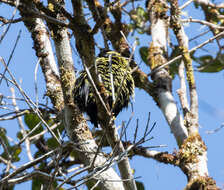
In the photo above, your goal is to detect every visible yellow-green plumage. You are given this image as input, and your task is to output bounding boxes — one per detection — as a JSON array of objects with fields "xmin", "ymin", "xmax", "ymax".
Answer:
[{"xmin": 73, "ymin": 51, "xmax": 135, "ymax": 127}]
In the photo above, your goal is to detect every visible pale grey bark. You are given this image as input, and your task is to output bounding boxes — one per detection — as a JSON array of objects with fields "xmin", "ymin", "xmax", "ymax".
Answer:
[{"xmin": 149, "ymin": 4, "xmax": 188, "ymax": 145}]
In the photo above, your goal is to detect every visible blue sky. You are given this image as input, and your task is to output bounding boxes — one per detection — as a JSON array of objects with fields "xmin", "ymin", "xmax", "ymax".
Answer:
[{"xmin": 0, "ymin": 1, "xmax": 224, "ymax": 189}]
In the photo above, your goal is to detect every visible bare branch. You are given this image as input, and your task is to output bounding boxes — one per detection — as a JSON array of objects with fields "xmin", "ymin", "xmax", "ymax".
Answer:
[
  {"xmin": 0, "ymin": 0, "xmax": 19, "ymax": 43},
  {"xmin": 0, "ymin": 29, "xmax": 21, "ymax": 86},
  {"xmin": 170, "ymin": 0, "xmax": 199, "ymax": 135},
  {"xmin": 177, "ymin": 61, "xmax": 189, "ymax": 115},
  {"xmin": 180, "ymin": 0, "xmax": 194, "ymax": 9},
  {"xmin": 0, "ymin": 16, "xmax": 24, "ymax": 25},
  {"xmin": 147, "ymin": 0, "xmax": 188, "ymax": 145},
  {"xmin": 6, "ymin": 171, "xmax": 64, "ymax": 186},
  {"xmin": 206, "ymin": 123, "xmax": 224, "ymax": 134},
  {"xmin": 182, "ymin": 18, "xmax": 224, "ymax": 30},
  {"xmin": 0, "ymin": 109, "xmax": 28, "ymax": 121},
  {"xmin": 0, "ymin": 156, "xmax": 16, "ymax": 170}
]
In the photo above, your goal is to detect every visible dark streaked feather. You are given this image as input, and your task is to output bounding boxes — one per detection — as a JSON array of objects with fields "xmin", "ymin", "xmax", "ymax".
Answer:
[{"xmin": 73, "ymin": 51, "xmax": 135, "ymax": 127}]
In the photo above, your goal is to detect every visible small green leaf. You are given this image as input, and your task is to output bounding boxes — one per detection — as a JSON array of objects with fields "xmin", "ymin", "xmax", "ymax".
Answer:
[
  {"xmin": 69, "ymin": 150, "xmax": 78, "ymax": 160},
  {"xmin": 139, "ymin": 46, "xmax": 149, "ymax": 65},
  {"xmin": 0, "ymin": 127, "xmax": 21, "ymax": 162},
  {"xmin": 129, "ymin": 7, "xmax": 148, "ymax": 34},
  {"xmin": 47, "ymin": 138, "xmax": 59, "ymax": 149},
  {"xmin": 136, "ymin": 7, "xmax": 145, "ymax": 16},
  {"xmin": 24, "ymin": 113, "xmax": 41, "ymax": 129},
  {"xmin": 24, "ymin": 113, "xmax": 43, "ymax": 135},
  {"xmin": 136, "ymin": 180, "xmax": 145, "ymax": 190},
  {"xmin": 86, "ymin": 180, "xmax": 101, "ymax": 190},
  {"xmin": 17, "ymin": 131, "xmax": 23, "ymax": 140},
  {"xmin": 0, "ymin": 127, "xmax": 10, "ymax": 148},
  {"xmin": 32, "ymin": 178, "xmax": 42, "ymax": 190},
  {"xmin": 1, "ymin": 145, "xmax": 22, "ymax": 163},
  {"xmin": 194, "ymin": 53, "xmax": 224, "ymax": 73},
  {"xmin": 11, "ymin": 145, "xmax": 22, "ymax": 162}
]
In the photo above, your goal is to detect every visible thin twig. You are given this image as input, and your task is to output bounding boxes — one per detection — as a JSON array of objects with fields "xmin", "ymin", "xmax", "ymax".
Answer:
[
  {"xmin": 6, "ymin": 170, "xmax": 67, "ymax": 186},
  {"xmin": 0, "ymin": 156, "xmax": 16, "ymax": 170},
  {"xmin": 0, "ymin": 109, "xmax": 28, "ymax": 121},
  {"xmin": 90, "ymin": 131, "xmax": 106, "ymax": 169},
  {"xmin": 177, "ymin": 61, "xmax": 189, "ymax": 115},
  {"xmin": 108, "ymin": 54, "xmax": 115, "ymax": 103},
  {"xmin": 0, "ymin": 16, "xmax": 24, "ymax": 25},
  {"xmin": 47, "ymin": 150, "xmax": 62, "ymax": 190},
  {"xmin": 182, "ymin": 18, "xmax": 224, "ymax": 30},
  {"xmin": 133, "ymin": 119, "xmax": 139, "ymax": 144},
  {"xmin": 56, "ymin": 165, "xmax": 91, "ymax": 189},
  {"xmin": 83, "ymin": 63, "xmax": 110, "ymax": 115},
  {"xmin": 29, "ymin": 122, "xmax": 60, "ymax": 142},
  {"xmin": 206, "ymin": 124, "xmax": 224, "ymax": 134},
  {"xmin": 0, "ymin": 29, "xmax": 21, "ymax": 85},
  {"xmin": 17, "ymin": 121, "xmax": 42, "ymax": 145},
  {"xmin": 180, "ymin": 0, "xmax": 194, "ymax": 9},
  {"xmin": 34, "ymin": 59, "xmax": 40, "ymax": 107},
  {"xmin": 90, "ymin": 180, "xmax": 101, "ymax": 190},
  {"xmin": 189, "ymin": 29, "xmax": 210, "ymax": 42},
  {"xmin": 143, "ymin": 112, "xmax": 151, "ymax": 140},
  {"xmin": 0, "ymin": 0, "xmax": 19, "ymax": 43}
]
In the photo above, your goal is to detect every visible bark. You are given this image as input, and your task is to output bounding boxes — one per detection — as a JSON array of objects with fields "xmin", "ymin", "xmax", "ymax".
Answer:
[
  {"xmin": 19, "ymin": 3, "xmax": 64, "ymax": 112},
  {"xmin": 147, "ymin": 0, "xmax": 188, "ymax": 146}
]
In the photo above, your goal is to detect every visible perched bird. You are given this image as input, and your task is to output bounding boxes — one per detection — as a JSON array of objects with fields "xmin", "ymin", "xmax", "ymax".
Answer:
[{"xmin": 73, "ymin": 50, "xmax": 135, "ymax": 127}]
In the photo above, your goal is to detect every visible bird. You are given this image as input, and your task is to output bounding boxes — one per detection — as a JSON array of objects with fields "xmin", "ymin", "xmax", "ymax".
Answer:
[{"xmin": 73, "ymin": 50, "xmax": 135, "ymax": 127}]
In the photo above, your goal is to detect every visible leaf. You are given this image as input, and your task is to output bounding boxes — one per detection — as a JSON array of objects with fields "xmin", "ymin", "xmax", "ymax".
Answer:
[
  {"xmin": 0, "ymin": 127, "xmax": 21, "ymax": 162},
  {"xmin": 86, "ymin": 180, "xmax": 101, "ymax": 190},
  {"xmin": 47, "ymin": 138, "xmax": 59, "ymax": 149},
  {"xmin": 139, "ymin": 46, "xmax": 149, "ymax": 65},
  {"xmin": 1, "ymin": 145, "xmax": 22, "ymax": 163},
  {"xmin": 16, "ymin": 131, "xmax": 23, "ymax": 140},
  {"xmin": 194, "ymin": 54, "xmax": 224, "ymax": 73},
  {"xmin": 24, "ymin": 113, "xmax": 43, "ymax": 135},
  {"xmin": 0, "ymin": 127, "xmax": 10, "ymax": 148},
  {"xmin": 10, "ymin": 145, "xmax": 22, "ymax": 162},
  {"xmin": 32, "ymin": 178, "xmax": 42, "ymax": 190},
  {"xmin": 69, "ymin": 149, "xmax": 79, "ymax": 161},
  {"xmin": 136, "ymin": 7, "xmax": 146, "ymax": 17},
  {"xmin": 32, "ymin": 177, "xmax": 62, "ymax": 190},
  {"xmin": 136, "ymin": 180, "xmax": 145, "ymax": 190},
  {"xmin": 129, "ymin": 7, "xmax": 148, "ymax": 34}
]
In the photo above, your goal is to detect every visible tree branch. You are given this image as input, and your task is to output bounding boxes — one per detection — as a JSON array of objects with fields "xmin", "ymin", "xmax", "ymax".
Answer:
[
  {"xmin": 170, "ymin": 0, "xmax": 198, "ymax": 135},
  {"xmin": 147, "ymin": 0, "xmax": 188, "ymax": 146}
]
